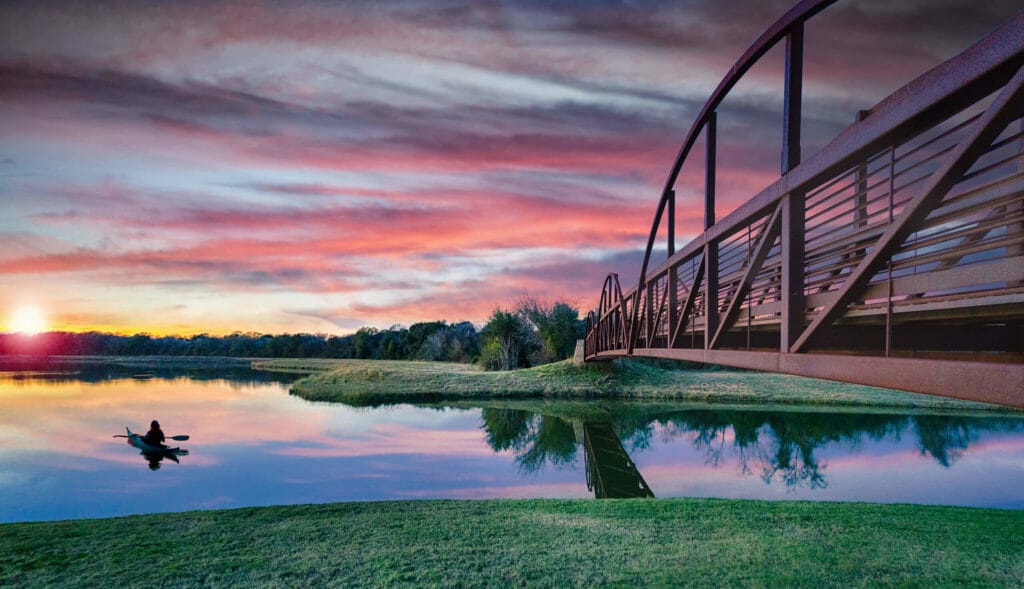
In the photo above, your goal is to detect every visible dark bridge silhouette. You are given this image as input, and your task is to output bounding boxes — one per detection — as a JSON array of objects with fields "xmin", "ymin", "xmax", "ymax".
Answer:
[
  {"xmin": 585, "ymin": 0, "xmax": 1024, "ymax": 408},
  {"xmin": 578, "ymin": 421, "xmax": 654, "ymax": 499}
]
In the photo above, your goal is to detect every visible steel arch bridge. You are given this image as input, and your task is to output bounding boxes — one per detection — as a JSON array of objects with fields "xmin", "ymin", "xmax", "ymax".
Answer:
[{"xmin": 584, "ymin": 0, "xmax": 1024, "ymax": 408}]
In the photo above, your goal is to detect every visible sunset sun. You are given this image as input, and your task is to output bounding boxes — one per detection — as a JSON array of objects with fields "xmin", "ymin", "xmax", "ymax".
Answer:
[{"xmin": 9, "ymin": 305, "xmax": 49, "ymax": 335}]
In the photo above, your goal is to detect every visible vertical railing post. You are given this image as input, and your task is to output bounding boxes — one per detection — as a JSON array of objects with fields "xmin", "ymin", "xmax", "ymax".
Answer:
[
  {"xmin": 704, "ymin": 114, "xmax": 719, "ymax": 348},
  {"xmin": 705, "ymin": 114, "xmax": 717, "ymax": 230},
  {"xmin": 781, "ymin": 23, "xmax": 803, "ymax": 175},
  {"xmin": 1011, "ymin": 118, "xmax": 1023, "ymax": 287},
  {"xmin": 885, "ymin": 146, "xmax": 895, "ymax": 356},
  {"xmin": 667, "ymin": 189, "xmax": 678, "ymax": 349},
  {"xmin": 668, "ymin": 189, "xmax": 676, "ymax": 257},
  {"xmin": 667, "ymin": 193, "xmax": 679, "ymax": 348},
  {"xmin": 645, "ymin": 282, "xmax": 654, "ymax": 349},
  {"xmin": 854, "ymin": 110, "xmax": 871, "ymax": 229},
  {"xmin": 780, "ymin": 22, "xmax": 806, "ymax": 352}
]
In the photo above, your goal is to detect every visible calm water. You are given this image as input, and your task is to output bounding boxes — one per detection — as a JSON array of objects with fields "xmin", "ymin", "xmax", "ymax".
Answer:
[{"xmin": 2, "ymin": 363, "xmax": 1023, "ymax": 523}]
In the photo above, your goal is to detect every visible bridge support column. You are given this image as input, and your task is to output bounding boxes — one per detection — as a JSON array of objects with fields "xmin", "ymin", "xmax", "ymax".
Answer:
[
  {"xmin": 781, "ymin": 192, "xmax": 806, "ymax": 351},
  {"xmin": 781, "ymin": 23, "xmax": 805, "ymax": 352},
  {"xmin": 1011, "ymin": 118, "xmax": 1023, "ymax": 287},
  {"xmin": 704, "ymin": 113, "xmax": 718, "ymax": 348}
]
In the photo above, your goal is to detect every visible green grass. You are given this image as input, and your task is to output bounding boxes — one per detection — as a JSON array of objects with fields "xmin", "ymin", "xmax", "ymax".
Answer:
[
  {"xmin": 3, "ymin": 499, "xmax": 1022, "ymax": 587},
  {"xmin": 254, "ymin": 358, "xmax": 1002, "ymax": 410}
]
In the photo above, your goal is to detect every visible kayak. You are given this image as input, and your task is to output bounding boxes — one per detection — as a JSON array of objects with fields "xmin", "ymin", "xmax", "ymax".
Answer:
[{"xmin": 124, "ymin": 427, "xmax": 187, "ymax": 455}]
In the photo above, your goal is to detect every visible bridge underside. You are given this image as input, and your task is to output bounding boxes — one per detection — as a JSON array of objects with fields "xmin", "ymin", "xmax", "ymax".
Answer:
[{"xmin": 585, "ymin": 4, "xmax": 1024, "ymax": 408}]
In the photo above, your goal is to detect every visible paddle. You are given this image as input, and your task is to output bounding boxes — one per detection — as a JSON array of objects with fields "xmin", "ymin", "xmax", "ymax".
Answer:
[{"xmin": 113, "ymin": 434, "xmax": 190, "ymax": 441}]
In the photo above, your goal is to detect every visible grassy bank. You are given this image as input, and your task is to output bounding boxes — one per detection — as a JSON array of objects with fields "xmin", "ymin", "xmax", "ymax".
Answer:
[
  {"xmin": 3, "ymin": 499, "xmax": 1022, "ymax": 587},
  {"xmin": 255, "ymin": 358, "xmax": 999, "ymax": 410}
]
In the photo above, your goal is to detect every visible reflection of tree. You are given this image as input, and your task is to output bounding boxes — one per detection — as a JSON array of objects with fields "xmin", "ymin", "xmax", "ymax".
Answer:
[
  {"xmin": 480, "ymin": 404, "xmax": 1024, "ymax": 491},
  {"xmin": 481, "ymin": 409, "xmax": 533, "ymax": 452},
  {"xmin": 912, "ymin": 416, "xmax": 980, "ymax": 467},
  {"xmin": 480, "ymin": 409, "xmax": 577, "ymax": 473},
  {"xmin": 653, "ymin": 411, "xmax": 1023, "ymax": 489}
]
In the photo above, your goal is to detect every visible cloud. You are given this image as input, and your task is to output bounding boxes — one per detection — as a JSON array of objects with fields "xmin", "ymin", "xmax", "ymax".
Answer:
[{"xmin": 1, "ymin": 0, "xmax": 1019, "ymax": 333}]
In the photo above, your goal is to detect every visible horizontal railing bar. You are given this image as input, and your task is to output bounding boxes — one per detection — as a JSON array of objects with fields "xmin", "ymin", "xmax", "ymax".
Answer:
[
  {"xmin": 958, "ymin": 146, "xmax": 1024, "ymax": 183},
  {"xmin": 805, "ymin": 155, "xmax": 891, "ymax": 207},
  {"xmin": 889, "ymin": 233, "xmax": 1024, "ymax": 273},
  {"xmin": 897, "ymin": 209, "xmax": 1022, "ymax": 253},
  {"xmin": 906, "ymin": 184, "xmax": 1023, "ymax": 237},
  {"xmin": 893, "ymin": 111, "xmax": 982, "ymax": 163}
]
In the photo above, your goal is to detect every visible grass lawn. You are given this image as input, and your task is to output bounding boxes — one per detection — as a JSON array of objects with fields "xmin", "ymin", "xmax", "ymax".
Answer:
[
  {"xmin": 3, "ymin": 498, "xmax": 1023, "ymax": 587},
  {"xmin": 255, "ymin": 358, "xmax": 1003, "ymax": 410}
]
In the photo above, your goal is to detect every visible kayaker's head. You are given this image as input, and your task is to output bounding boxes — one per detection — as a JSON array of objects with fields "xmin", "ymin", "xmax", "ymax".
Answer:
[{"xmin": 151, "ymin": 420, "xmax": 160, "ymax": 429}]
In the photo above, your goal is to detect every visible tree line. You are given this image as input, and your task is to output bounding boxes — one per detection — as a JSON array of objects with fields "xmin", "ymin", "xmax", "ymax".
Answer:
[{"xmin": 0, "ymin": 297, "xmax": 585, "ymax": 370}]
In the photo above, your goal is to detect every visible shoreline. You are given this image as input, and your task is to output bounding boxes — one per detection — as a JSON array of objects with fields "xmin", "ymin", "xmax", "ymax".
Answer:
[{"xmin": 0, "ymin": 354, "xmax": 259, "ymax": 370}]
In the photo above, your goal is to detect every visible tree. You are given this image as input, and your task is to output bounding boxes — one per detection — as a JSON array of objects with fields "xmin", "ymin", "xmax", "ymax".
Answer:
[
  {"xmin": 423, "ymin": 330, "xmax": 447, "ymax": 361},
  {"xmin": 352, "ymin": 327, "xmax": 379, "ymax": 359},
  {"xmin": 407, "ymin": 321, "xmax": 447, "ymax": 359},
  {"xmin": 517, "ymin": 297, "xmax": 584, "ymax": 361},
  {"xmin": 445, "ymin": 321, "xmax": 480, "ymax": 362},
  {"xmin": 480, "ymin": 308, "xmax": 534, "ymax": 371}
]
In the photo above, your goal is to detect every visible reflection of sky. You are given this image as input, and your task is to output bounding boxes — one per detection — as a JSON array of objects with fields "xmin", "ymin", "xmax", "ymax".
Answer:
[
  {"xmin": 631, "ymin": 424, "xmax": 1024, "ymax": 509},
  {"xmin": 2, "ymin": 370, "xmax": 1023, "ymax": 523},
  {"xmin": 0, "ymin": 371, "xmax": 589, "ymax": 523}
]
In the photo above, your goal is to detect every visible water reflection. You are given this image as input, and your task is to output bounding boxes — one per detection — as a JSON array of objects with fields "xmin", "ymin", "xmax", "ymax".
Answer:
[
  {"xmin": 139, "ymin": 448, "xmax": 189, "ymax": 470},
  {"xmin": 2, "ymin": 363, "xmax": 1023, "ymax": 522},
  {"xmin": 479, "ymin": 407, "xmax": 1024, "ymax": 497},
  {"xmin": 479, "ymin": 409, "xmax": 654, "ymax": 498},
  {"xmin": 581, "ymin": 422, "xmax": 654, "ymax": 498},
  {"xmin": 0, "ymin": 357, "xmax": 301, "ymax": 386}
]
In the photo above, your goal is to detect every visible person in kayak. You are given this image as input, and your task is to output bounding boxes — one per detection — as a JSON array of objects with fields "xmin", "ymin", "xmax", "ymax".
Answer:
[{"xmin": 142, "ymin": 420, "xmax": 166, "ymax": 448}]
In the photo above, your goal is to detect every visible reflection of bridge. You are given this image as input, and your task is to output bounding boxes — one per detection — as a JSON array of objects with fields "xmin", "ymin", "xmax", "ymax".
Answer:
[
  {"xmin": 576, "ymin": 421, "xmax": 654, "ymax": 499},
  {"xmin": 585, "ymin": 0, "xmax": 1024, "ymax": 408}
]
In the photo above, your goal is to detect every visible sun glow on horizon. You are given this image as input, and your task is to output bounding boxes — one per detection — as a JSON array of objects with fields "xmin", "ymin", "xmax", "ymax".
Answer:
[{"xmin": 8, "ymin": 306, "xmax": 49, "ymax": 335}]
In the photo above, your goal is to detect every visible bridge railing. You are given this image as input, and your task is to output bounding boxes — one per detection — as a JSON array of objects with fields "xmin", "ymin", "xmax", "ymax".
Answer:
[{"xmin": 585, "ymin": 1, "xmax": 1024, "ymax": 406}]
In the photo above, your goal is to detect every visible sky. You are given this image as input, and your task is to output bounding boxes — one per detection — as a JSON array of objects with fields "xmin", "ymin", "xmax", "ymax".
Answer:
[{"xmin": 1, "ymin": 0, "xmax": 1020, "ymax": 336}]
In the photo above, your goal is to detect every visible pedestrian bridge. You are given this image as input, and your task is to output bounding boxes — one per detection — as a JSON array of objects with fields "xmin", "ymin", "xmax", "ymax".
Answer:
[{"xmin": 585, "ymin": 0, "xmax": 1024, "ymax": 408}]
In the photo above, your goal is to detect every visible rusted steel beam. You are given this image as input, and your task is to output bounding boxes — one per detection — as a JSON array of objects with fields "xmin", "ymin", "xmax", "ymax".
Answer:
[
  {"xmin": 791, "ymin": 64, "xmax": 1024, "ymax": 353},
  {"xmin": 593, "ymin": 348, "xmax": 1024, "ymax": 408},
  {"xmin": 781, "ymin": 188, "xmax": 807, "ymax": 351},
  {"xmin": 613, "ymin": 275, "xmax": 629, "ymax": 349},
  {"xmin": 710, "ymin": 202, "xmax": 784, "ymax": 349},
  {"xmin": 781, "ymin": 26, "xmax": 806, "ymax": 354},
  {"xmin": 854, "ymin": 110, "xmax": 872, "ymax": 230},
  {"xmin": 782, "ymin": 23, "xmax": 804, "ymax": 174},
  {"xmin": 670, "ymin": 256, "xmax": 705, "ymax": 348},
  {"xmin": 705, "ymin": 112, "xmax": 718, "ymax": 229},
  {"xmin": 650, "ymin": 280, "xmax": 669, "ymax": 347},
  {"xmin": 704, "ymin": 241, "xmax": 719, "ymax": 349},
  {"xmin": 1010, "ymin": 118, "xmax": 1024, "ymax": 288},
  {"xmin": 667, "ymin": 189, "xmax": 676, "ymax": 256}
]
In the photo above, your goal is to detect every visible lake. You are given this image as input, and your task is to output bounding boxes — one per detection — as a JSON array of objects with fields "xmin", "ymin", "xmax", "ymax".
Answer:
[{"xmin": 2, "ymin": 361, "xmax": 1023, "ymax": 523}]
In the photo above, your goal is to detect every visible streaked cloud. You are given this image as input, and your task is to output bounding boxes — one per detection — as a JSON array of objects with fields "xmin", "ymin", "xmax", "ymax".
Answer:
[{"xmin": 0, "ymin": 0, "xmax": 1018, "ymax": 334}]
